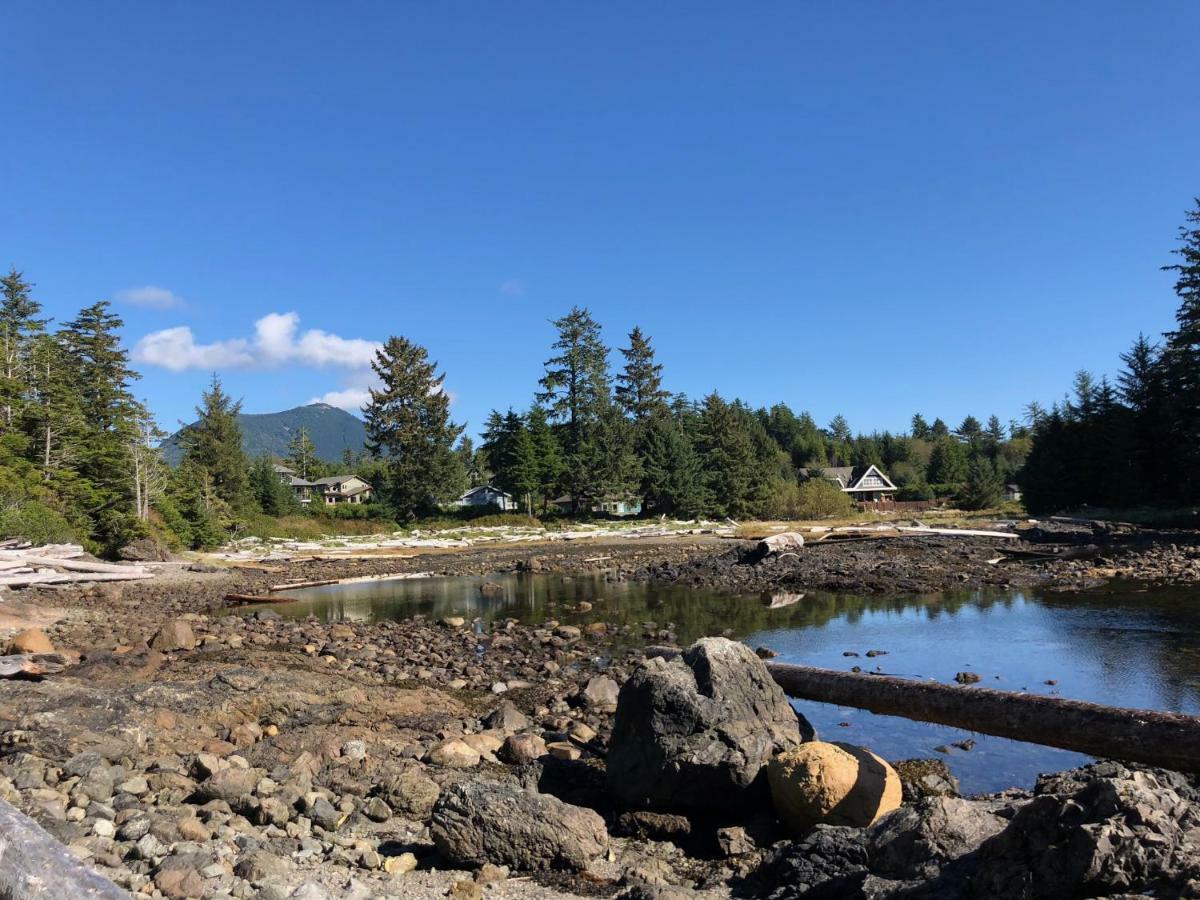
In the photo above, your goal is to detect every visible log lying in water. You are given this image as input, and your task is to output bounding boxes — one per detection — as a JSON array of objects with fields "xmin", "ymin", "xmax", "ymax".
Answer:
[
  {"xmin": 0, "ymin": 797, "xmax": 127, "ymax": 897},
  {"xmin": 646, "ymin": 646, "xmax": 1200, "ymax": 773},
  {"xmin": 224, "ymin": 593, "xmax": 300, "ymax": 605}
]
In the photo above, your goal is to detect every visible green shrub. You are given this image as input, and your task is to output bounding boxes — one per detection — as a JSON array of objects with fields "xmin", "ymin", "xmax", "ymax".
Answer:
[
  {"xmin": 897, "ymin": 482, "xmax": 935, "ymax": 501},
  {"xmin": 0, "ymin": 501, "xmax": 78, "ymax": 545},
  {"xmin": 766, "ymin": 478, "xmax": 854, "ymax": 520}
]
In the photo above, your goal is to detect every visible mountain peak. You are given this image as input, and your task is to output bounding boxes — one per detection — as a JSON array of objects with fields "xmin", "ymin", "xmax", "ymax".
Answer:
[{"xmin": 161, "ymin": 403, "xmax": 367, "ymax": 465}]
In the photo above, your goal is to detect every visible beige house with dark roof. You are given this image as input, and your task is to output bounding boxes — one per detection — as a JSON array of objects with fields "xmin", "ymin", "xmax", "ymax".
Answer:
[{"xmin": 799, "ymin": 464, "xmax": 898, "ymax": 502}]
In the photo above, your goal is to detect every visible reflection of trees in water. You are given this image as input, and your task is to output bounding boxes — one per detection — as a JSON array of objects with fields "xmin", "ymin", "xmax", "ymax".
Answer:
[
  {"xmin": 259, "ymin": 576, "xmax": 1200, "ymax": 713},
  {"xmin": 1031, "ymin": 586, "xmax": 1200, "ymax": 712}
]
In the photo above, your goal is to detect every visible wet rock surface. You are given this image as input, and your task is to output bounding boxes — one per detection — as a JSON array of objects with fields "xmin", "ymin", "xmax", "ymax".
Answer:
[{"xmin": 2, "ymin": 535, "xmax": 1199, "ymax": 898}]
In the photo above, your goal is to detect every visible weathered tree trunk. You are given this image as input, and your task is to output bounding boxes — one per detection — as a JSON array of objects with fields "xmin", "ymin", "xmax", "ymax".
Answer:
[
  {"xmin": 0, "ymin": 797, "xmax": 127, "ymax": 897},
  {"xmin": 646, "ymin": 646, "xmax": 1200, "ymax": 773}
]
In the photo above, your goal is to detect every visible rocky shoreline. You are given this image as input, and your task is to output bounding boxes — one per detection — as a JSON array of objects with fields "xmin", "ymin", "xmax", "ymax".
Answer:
[{"xmin": 1, "ymin": 530, "xmax": 1199, "ymax": 898}]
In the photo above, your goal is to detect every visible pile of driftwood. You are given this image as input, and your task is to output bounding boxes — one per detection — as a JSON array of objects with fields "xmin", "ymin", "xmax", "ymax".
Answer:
[{"xmin": 0, "ymin": 541, "xmax": 154, "ymax": 588}]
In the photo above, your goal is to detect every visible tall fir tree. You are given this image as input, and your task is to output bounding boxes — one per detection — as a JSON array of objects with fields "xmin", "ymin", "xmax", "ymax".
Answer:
[
  {"xmin": 615, "ymin": 327, "xmax": 669, "ymax": 420},
  {"xmin": 537, "ymin": 307, "xmax": 614, "ymax": 511},
  {"xmin": 638, "ymin": 412, "xmax": 705, "ymax": 516},
  {"xmin": 364, "ymin": 336, "xmax": 464, "ymax": 519},
  {"xmin": 179, "ymin": 375, "xmax": 250, "ymax": 510},
  {"xmin": 0, "ymin": 268, "xmax": 47, "ymax": 435}
]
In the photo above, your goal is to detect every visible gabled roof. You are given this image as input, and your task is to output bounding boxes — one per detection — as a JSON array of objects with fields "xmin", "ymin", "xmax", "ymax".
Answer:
[
  {"xmin": 288, "ymin": 477, "xmax": 316, "ymax": 487},
  {"xmin": 800, "ymin": 465, "xmax": 897, "ymax": 492},
  {"xmin": 273, "ymin": 464, "xmax": 295, "ymax": 474},
  {"xmin": 313, "ymin": 475, "xmax": 363, "ymax": 486},
  {"xmin": 461, "ymin": 485, "xmax": 512, "ymax": 500}
]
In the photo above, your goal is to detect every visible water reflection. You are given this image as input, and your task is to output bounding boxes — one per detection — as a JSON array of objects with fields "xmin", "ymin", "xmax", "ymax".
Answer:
[{"xmin": 247, "ymin": 574, "xmax": 1200, "ymax": 794}]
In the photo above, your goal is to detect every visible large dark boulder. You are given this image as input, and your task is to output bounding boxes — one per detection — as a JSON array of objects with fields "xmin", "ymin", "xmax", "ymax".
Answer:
[
  {"xmin": 606, "ymin": 637, "xmax": 813, "ymax": 814},
  {"xmin": 431, "ymin": 780, "xmax": 608, "ymax": 871}
]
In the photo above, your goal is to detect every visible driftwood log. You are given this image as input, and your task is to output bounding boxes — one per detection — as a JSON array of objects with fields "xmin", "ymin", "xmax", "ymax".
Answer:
[
  {"xmin": 0, "ymin": 797, "xmax": 127, "ymax": 898},
  {"xmin": 224, "ymin": 593, "xmax": 300, "ymax": 605},
  {"xmin": 0, "ymin": 653, "xmax": 70, "ymax": 679},
  {"xmin": 646, "ymin": 646, "xmax": 1200, "ymax": 773}
]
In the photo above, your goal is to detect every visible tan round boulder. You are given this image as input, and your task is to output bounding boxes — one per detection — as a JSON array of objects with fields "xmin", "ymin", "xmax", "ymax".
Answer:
[
  {"xmin": 768, "ymin": 741, "xmax": 902, "ymax": 834},
  {"xmin": 7, "ymin": 628, "xmax": 54, "ymax": 654}
]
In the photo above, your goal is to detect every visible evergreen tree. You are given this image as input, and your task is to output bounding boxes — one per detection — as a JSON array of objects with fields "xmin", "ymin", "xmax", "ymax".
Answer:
[
  {"xmin": 927, "ymin": 435, "xmax": 967, "ymax": 487},
  {"xmin": 826, "ymin": 414, "xmax": 853, "ymax": 466},
  {"xmin": 180, "ymin": 375, "xmax": 250, "ymax": 509},
  {"xmin": 910, "ymin": 413, "xmax": 930, "ymax": 439},
  {"xmin": 0, "ymin": 268, "xmax": 47, "ymax": 434},
  {"xmin": 364, "ymin": 336, "xmax": 464, "ymax": 519},
  {"xmin": 527, "ymin": 406, "xmax": 564, "ymax": 509},
  {"xmin": 59, "ymin": 302, "xmax": 143, "ymax": 551},
  {"xmin": 537, "ymin": 307, "xmax": 613, "ymax": 511},
  {"xmin": 697, "ymin": 393, "xmax": 768, "ymax": 519},
  {"xmin": 249, "ymin": 455, "xmax": 298, "ymax": 516},
  {"xmin": 638, "ymin": 413, "xmax": 705, "ymax": 516},
  {"xmin": 286, "ymin": 426, "xmax": 319, "ymax": 479},
  {"xmin": 24, "ymin": 333, "xmax": 83, "ymax": 482},
  {"xmin": 957, "ymin": 415, "xmax": 983, "ymax": 441},
  {"xmin": 615, "ymin": 327, "xmax": 669, "ymax": 420},
  {"xmin": 1161, "ymin": 199, "xmax": 1200, "ymax": 500},
  {"xmin": 960, "ymin": 455, "xmax": 1003, "ymax": 510},
  {"xmin": 930, "ymin": 417, "xmax": 950, "ymax": 437}
]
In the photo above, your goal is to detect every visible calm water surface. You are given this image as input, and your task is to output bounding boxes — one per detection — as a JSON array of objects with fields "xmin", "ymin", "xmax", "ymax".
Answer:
[{"xmin": 256, "ymin": 574, "xmax": 1200, "ymax": 794}]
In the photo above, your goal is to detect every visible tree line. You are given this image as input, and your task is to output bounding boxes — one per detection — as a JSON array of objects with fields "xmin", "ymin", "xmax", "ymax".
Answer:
[
  {"xmin": 1021, "ymin": 200, "xmax": 1200, "ymax": 513},
  {"xmin": 415, "ymin": 309, "xmax": 1030, "ymax": 520},
  {"xmin": 0, "ymin": 272, "xmax": 1036, "ymax": 555}
]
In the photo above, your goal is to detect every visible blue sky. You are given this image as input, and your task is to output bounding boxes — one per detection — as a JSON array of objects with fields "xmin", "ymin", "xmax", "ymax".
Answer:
[{"xmin": 3, "ymin": 3, "xmax": 1198, "ymax": 439}]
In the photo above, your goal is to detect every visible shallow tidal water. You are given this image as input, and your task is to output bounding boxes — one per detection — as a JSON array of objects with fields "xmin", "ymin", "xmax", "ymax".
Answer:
[{"xmin": 257, "ymin": 573, "xmax": 1200, "ymax": 794}]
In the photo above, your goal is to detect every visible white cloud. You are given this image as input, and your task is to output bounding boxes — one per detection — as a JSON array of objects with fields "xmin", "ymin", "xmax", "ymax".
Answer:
[
  {"xmin": 133, "ymin": 326, "xmax": 255, "ymax": 371},
  {"xmin": 310, "ymin": 386, "xmax": 373, "ymax": 413},
  {"xmin": 499, "ymin": 278, "xmax": 526, "ymax": 297},
  {"xmin": 133, "ymin": 312, "xmax": 381, "ymax": 372},
  {"xmin": 116, "ymin": 285, "xmax": 186, "ymax": 309}
]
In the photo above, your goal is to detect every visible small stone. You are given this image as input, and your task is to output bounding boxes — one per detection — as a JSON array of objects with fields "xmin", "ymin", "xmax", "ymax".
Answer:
[
  {"xmin": 954, "ymin": 672, "xmax": 982, "ymax": 685},
  {"xmin": 117, "ymin": 775, "xmax": 148, "ymax": 795},
  {"xmin": 341, "ymin": 740, "xmax": 367, "ymax": 761},
  {"xmin": 440, "ymin": 617, "xmax": 466, "ymax": 628},
  {"xmin": 581, "ymin": 675, "xmax": 620, "ymax": 711},
  {"xmin": 150, "ymin": 619, "xmax": 196, "ymax": 651},
  {"xmin": 500, "ymin": 733, "xmax": 547, "ymax": 765},
  {"xmin": 548, "ymin": 741, "xmax": 582, "ymax": 761},
  {"xmin": 429, "ymin": 740, "xmax": 481, "ymax": 768},
  {"xmin": 92, "ymin": 818, "xmax": 115, "ymax": 837},
  {"xmin": 363, "ymin": 796, "xmax": 391, "ymax": 822},
  {"xmin": 7, "ymin": 628, "xmax": 53, "ymax": 654},
  {"xmin": 383, "ymin": 852, "xmax": 418, "ymax": 874}
]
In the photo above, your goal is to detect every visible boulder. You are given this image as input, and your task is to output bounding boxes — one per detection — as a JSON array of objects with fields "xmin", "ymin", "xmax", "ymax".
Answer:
[
  {"xmin": 378, "ymin": 766, "xmax": 441, "ymax": 820},
  {"xmin": 7, "ymin": 628, "xmax": 54, "ymax": 654},
  {"xmin": 432, "ymin": 780, "xmax": 608, "ymax": 871},
  {"xmin": 607, "ymin": 637, "xmax": 811, "ymax": 813},
  {"xmin": 767, "ymin": 742, "xmax": 901, "ymax": 833},
  {"xmin": 150, "ymin": 620, "xmax": 196, "ymax": 652},
  {"xmin": 196, "ymin": 767, "xmax": 261, "ymax": 805},
  {"xmin": 868, "ymin": 796, "xmax": 1008, "ymax": 879}
]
